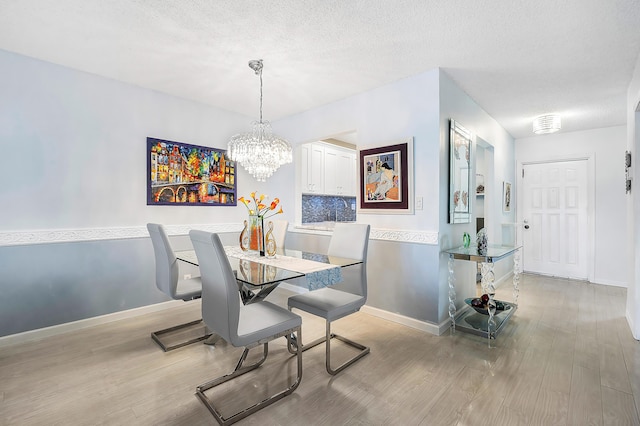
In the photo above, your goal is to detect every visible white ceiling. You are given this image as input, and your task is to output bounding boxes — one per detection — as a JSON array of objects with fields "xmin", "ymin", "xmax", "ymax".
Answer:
[{"xmin": 1, "ymin": 0, "xmax": 639, "ymax": 140}]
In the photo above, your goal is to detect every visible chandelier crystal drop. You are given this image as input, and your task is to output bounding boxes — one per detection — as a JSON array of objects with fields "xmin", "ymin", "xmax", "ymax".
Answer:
[{"xmin": 228, "ymin": 59, "xmax": 292, "ymax": 182}]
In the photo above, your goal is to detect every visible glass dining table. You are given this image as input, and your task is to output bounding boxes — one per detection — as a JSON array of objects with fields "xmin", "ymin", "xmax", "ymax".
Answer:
[{"xmin": 175, "ymin": 246, "xmax": 362, "ymax": 304}]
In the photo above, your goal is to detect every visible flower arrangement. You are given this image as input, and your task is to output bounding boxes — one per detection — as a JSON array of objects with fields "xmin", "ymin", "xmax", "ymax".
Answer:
[
  {"xmin": 238, "ymin": 191, "xmax": 283, "ymax": 219},
  {"xmin": 238, "ymin": 192, "xmax": 283, "ymax": 254}
]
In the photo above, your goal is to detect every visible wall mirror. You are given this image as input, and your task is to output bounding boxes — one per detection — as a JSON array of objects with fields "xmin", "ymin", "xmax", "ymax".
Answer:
[
  {"xmin": 475, "ymin": 136, "xmax": 495, "ymax": 239},
  {"xmin": 449, "ymin": 119, "xmax": 472, "ymax": 224}
]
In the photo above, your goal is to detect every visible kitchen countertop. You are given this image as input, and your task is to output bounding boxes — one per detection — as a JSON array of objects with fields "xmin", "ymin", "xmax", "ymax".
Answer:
[{"xmin": 294, "ymin": 221, "xmax": 355, "ymax": 232}]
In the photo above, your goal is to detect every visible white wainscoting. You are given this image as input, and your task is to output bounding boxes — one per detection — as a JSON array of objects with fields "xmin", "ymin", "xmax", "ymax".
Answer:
[
  {"xmin": 0, "ymin": 224, "xmax": 439, "ymax": 246},
  {"xmin": 0, "ymin": 223, "xmax": 243, "ymax": 247}
]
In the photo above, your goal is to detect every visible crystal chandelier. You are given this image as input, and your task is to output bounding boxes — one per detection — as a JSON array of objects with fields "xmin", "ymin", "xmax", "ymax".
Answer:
[{"xmin": 228, "ymin": 59, "xmax": 292, "ymax": 182}]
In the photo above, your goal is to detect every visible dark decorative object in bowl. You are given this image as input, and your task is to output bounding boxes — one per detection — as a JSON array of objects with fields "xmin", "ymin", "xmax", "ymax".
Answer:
[{"xmin": 465, "ymin": 297, "xmax": 511, "ymax": 315}]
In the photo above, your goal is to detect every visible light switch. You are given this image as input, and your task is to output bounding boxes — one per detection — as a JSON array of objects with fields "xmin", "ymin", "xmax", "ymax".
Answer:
[{"xmin": 416, "ymin": 197, "xmax": 423, "ymax": 210}]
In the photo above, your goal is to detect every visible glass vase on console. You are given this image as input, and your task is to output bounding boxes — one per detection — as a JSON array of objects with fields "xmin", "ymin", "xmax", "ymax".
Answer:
[{"xmin": 248, "ymin": 214, "xmax": 265, "ymax": 256}]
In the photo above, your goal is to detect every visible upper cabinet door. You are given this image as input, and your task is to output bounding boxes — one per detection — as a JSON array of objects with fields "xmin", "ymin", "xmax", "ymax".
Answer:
[
  {"xmin": 301, "ymin": 143, "xmax": 325, "ymax": 194},
  {"xmin": 324, "ymin": 146, "xmax": 356, "ymax": 196},
  {"xmin": 324, "ymin": 147, "xmax": 339, "ymax": 195}
]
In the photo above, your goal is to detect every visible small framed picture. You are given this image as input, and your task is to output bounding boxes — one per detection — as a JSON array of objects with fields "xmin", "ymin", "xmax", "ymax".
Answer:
[{"xmin": 503, "ymin": 181, "xmax": 512, "ymax": 212}]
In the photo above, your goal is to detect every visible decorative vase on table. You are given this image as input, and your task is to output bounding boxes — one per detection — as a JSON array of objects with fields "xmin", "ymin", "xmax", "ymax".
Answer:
[
  {"xmin": 462, "ymin": 232, "xmax": 471, "ymax": 249},
  {"xmin": 264, "ymin": 221, "xmax": 277, "ymax": 258},
  {"xmin": 238, "ymin": 191, "xmax": 284, "ymax": 257},
  {"xmin": 239, "ymin": 220, "xmax": 249, "ymax": 251},
  {"xmin": 477, "ymin": 228, "xmax": 488, "ymax": 255},
  {"xmin": 248, "ymin": 214, "xmax": 265, "ymax": 256}
]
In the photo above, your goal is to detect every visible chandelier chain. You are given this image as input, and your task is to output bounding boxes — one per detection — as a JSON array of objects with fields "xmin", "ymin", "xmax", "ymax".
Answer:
[{"xmin": 259, "ymin": 66, "xmax": 263, "ymax": 123}]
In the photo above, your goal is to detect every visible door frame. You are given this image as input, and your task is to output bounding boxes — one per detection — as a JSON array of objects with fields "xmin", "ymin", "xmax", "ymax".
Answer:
[{"xmin": 516, "ymin": 153, "xmax": 595, "ymax": 282}]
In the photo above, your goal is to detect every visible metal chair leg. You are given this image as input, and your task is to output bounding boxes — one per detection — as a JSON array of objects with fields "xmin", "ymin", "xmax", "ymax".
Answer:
[
  {"xmin": 151, "ymin": 319, "xmax": 213, "ymax": 352},
  {"xmin": 195, "ymin": 326, "xmax": 303, "ymax": 425},
  {"xmin": 324, "ymin": 321, "xmax": 370, "ymax": 375},
  {"xmin": 289, "ymin": 319, "xmax": 369, "ymax": 375}
]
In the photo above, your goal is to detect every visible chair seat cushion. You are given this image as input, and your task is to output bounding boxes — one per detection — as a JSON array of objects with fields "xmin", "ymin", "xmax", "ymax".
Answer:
[
  {"xmin": 235, "ymin": 301, "xmax": 302, "ymax": 347},
  {"xmin": 288, "ymin": 288, "xmax": 365, "ymax": 322},
  {"xmin": 175, "ymin": 277, "xmax": 202, "ymax": 301}
]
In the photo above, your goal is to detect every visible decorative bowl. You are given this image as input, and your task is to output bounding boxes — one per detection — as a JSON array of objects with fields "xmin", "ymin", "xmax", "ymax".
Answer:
[{"xmin": 464, "ymin": 298, "xmax": 510, "ymax": 315}]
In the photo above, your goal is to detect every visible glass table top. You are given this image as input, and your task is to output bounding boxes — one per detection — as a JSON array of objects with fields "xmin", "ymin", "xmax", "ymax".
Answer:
[
  {"xmin": 444, "ymin": 244, "xmax": 522, "ymax": 263},
  {"xmin": 175, "ymin": 247, "xmax": 361, "ymax": 287}
]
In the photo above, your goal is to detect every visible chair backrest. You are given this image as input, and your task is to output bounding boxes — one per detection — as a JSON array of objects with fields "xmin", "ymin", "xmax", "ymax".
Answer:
[
  {"xmin": 189, "ymin": 230, "xmax": 240, "ymax": 344},
  {"xmin": 327, "ymin": 223, "xmax": 371, "ymax": 298},
  {"xmin": 270, "ymin": 219, "xmax": 288, "ymax": 251},
  {"xmin": 147, "ymin": 223, "xmax": 179, "ymax": 298}
]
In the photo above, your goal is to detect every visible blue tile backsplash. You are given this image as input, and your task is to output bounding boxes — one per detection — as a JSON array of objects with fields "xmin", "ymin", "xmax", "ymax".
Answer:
[{"xmin": 302, "ymin": 195, "xmax": 357, "ymax": 223}]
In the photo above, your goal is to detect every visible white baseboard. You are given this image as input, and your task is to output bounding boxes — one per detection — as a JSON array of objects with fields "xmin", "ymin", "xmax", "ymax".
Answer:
[
  {"xmin": 277, "ymin": 282, "xmax": 310, "ymax": 294},
  {"xmin": 592, "ymin": 278, "xmax": 627, "ymax": 288},
  {"xmin": 493, "ymin": 271, "xmax": 514, "ymax": 289},
  {"xmin": 0, "ymin": 300, "xmax": 183, "ymax": 347},
  {"xmin": 360, "ymin": 305, "xmax": 443, "ymax": 336},
  {"xmin": 627, "ymin": 310, "xmax": 639, "ymax": 340},
  {"xmin": 1, "ymin": 286, "xmax": 482, "ymax": 347}
]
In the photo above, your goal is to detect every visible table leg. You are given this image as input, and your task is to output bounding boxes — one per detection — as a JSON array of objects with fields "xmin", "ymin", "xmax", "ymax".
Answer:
[
  {"xmin": 513, "ymin": 249, "xmax": 521, "ymax": 305},
  {"xmin": 480, "ymin": 262, "xmax": 496, "ymax": 347},
  {"xmin": 448, "ymin": 256, "xmax": 456, "ymax": 334}
]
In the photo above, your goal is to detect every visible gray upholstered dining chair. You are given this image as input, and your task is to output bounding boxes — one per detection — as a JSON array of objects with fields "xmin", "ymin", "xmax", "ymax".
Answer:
[
  {"xmin": 189, "ymin": 230, "xmax": 302, "ymax": 425},
  {"xmin": 287, "ymin": 223, "xmax": 371, "ymax": 375},
  {"xmin": 147, "ymin": 223, "xmax": 212, "ymax": 351}
]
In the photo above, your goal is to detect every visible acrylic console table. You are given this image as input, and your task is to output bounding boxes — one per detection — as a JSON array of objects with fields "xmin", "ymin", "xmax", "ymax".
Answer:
[{"xmin": 444, "ymin": 244, "xmax": 522, "ymax": 345}]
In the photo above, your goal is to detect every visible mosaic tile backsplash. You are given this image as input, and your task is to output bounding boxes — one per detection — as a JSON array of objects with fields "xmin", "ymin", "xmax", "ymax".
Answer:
[{"xmin": 302, "ymin": 195, "xmax": 357, "ymax": 223}]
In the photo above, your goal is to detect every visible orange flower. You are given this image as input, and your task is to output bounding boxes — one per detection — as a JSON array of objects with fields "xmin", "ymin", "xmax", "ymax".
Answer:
[{"xmin": 240, "ymin": 192, "xmax": 283, "ymax": 219}]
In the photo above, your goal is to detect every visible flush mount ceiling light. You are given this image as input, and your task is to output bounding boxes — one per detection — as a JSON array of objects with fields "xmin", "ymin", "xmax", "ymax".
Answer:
[
  {"xmin": 532, "ymin": 114, "xmax": 562, "ymax": 134},
  {"xmin": 227, "ymin": 59, "xmax": 292, "ymax": 182}
]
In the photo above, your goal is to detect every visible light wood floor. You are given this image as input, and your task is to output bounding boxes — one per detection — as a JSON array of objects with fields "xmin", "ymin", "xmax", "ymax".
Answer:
[{"xmin": 1, "ymin": 274, "xmax": 639, "ymax": 425}]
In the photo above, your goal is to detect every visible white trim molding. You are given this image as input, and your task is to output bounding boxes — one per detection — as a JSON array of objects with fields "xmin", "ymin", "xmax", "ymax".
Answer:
[
  {"xmin": 0, "ymin": 298, "xmax": 441, "ymax": 347},
  {"xmin": 370, "ymin": 227, "xmax": 438, "ymax": 245},
  {"xmin": 360, "ymin": 305, "xmax": 442, "ymax": 335},
  {"xmin": 0, "ymin": 300, "xmax": 184, "ymax": 347},
  {"xmin": 0, "ymin": 223, "xmax": 243, "ymax": 247},
  {"xmin": 0, "ymin": 223, "xmax": 438, "ymax": 247},
  {"xmin": 292, "ymin": 226, "xmax": 438, "ymax": 245}
]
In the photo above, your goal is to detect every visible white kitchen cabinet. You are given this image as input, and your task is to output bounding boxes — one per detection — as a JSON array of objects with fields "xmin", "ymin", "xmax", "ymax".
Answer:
[
  {"xmin": 301, "ymin": 142, "xmax": 356, "ymax": 196},
  {"xmin": 301, "ymin": 143, "xmax": 325, "ymax": 193},
  {"xmin": 324, "ymin": 145, "xmax": 357, "ymax": 196}
]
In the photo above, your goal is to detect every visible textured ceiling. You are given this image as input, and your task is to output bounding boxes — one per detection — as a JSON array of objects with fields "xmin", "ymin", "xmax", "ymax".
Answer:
[{"xmin": 1, "ymin": 0, "xmax": 639, "ymax": 139}]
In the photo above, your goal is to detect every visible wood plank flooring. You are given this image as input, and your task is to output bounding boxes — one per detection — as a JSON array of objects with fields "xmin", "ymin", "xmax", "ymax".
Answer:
[{"xmin": 1, "ymin": 274, "xmax": 639, "ymax": 425}]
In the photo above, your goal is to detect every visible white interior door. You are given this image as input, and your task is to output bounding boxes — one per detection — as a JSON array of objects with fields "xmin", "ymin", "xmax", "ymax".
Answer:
[{"xmin": 521, "ymin": 160, "xmax": 588, "ymax": 279}]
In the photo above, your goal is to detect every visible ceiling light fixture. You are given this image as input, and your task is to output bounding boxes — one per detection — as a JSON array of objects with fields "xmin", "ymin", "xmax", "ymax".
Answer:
[
  {"xmin": 532, "ymin": 114, "xmax": 562, "ymax": 134},
  {"xmin": 227, "ymin": 59, "xmax": 292, "ymax": 182}
]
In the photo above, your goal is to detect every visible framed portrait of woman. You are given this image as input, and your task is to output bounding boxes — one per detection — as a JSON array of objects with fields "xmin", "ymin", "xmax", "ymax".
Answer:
[{"xmin": 359, "ymin": 137, "xmax": 413, "ymax": 214}]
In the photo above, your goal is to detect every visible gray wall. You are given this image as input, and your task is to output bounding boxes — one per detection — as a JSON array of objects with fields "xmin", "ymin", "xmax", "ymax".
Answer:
[
  {"xmin": 0, "ymin": 238, "xmax": 159, "ymax": 336},
  {"xmin": 287, "ymin": 230, "xmax": 441, "ymax": 323},
  {"xmin": 0, "ymin": 232, "xmax": 238, "ymax": 338}
]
